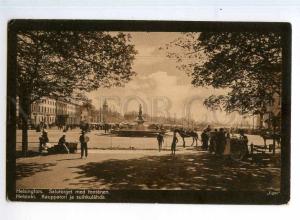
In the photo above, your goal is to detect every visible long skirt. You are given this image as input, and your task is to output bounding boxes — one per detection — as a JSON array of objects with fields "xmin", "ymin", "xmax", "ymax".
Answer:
[{"xmin": 223, "ymin": 139, "xmax": 231, "ymax": 155}]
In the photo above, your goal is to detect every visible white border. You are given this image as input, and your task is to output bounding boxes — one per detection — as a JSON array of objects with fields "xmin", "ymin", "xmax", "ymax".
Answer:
[{"xmin": 0, "ymin": 1, "xmax": 299, "ymax": 220}]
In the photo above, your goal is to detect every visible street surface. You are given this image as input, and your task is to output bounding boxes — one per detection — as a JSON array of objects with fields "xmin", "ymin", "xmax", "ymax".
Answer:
[
  {"xmin": 15, "ymin": 129, "xmax": 280, "ymax": 191},
  {"xmin": 16, "ymin": 149, "xmax": 280, "ymax": 191}
]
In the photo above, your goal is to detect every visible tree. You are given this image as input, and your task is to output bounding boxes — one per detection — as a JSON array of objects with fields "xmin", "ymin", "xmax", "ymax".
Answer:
[
  {"xmin": 81, "ymin": 99, "xmax": 94, "ymax": 112},
  {"xmin": 166, "ymin": 32, "xmax": 282, "ymax": 116},
  {"xmin": 17, "ymin": 31, "xmax": 137, "ymax": 156}
]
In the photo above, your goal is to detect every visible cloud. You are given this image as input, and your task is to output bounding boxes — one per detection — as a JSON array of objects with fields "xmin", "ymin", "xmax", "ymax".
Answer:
[
  {"xmin": 88, "ymin": 70, "xmax": 246, "ymax": 125},
  {"xmin": 87, "ymin": 32, "xmax": 250, "ymax": 125}
]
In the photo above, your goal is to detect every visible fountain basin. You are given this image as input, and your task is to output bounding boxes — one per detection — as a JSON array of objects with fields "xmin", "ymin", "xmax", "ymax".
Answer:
[{"xmin": 111, "ymin": 129, "xmax": 166, "ymax": 137}]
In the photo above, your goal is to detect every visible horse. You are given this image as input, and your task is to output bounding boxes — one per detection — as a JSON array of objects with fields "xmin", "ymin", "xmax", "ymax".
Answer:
[
  {"xmin": 175, "ymin": 129, "xmax": 199, "ymax": 147},
  {"xmin": 260, "ymin": 132, "xmax": 281, "ymax": 147}
]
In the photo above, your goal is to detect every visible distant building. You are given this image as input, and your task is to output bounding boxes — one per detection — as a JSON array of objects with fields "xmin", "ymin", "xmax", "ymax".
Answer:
[
  {"xmin": 100, "ymin": 99, "xmax": 123, "ymax": 123},
  {"xmin": 56, "ymin": 99, "xmax": 81, "ymax": 126},
  {"xmin": 80, "ymin": 106, "xmax": 90, "ymax": 123},
  {"xmin": 30, "ymin": 97, "xmax": 57, "ymax": 126},
  {"xmin": 80, "ymin": 103, "xmax": 101, "ymax": 124},
  {"xmin": 55, "ymin": 100, "xmax": 67, "ymax": 126},
  {"xmin": 90, "ymin": 109, "xmax": 101, "ymax": 123},
  {"xmin": 16, "ymin": 97, "xmax": 81, "ymax": 127}
]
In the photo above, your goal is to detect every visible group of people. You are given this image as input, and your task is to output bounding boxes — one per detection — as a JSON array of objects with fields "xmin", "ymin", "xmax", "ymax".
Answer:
[
  {"xmin": 38, "ymin": 129, "xmax": 90, "ymax": 159},
  {"xmin": 36, "ymin": 122, "xmax": 79, "ymax": 132},
  {"xmin": 204, "ymin": 126, "xmax": 249, "ymax": 157},
  {"xmin": 156, "ymin": 125, "xmax": 249, "ymax": 157}
]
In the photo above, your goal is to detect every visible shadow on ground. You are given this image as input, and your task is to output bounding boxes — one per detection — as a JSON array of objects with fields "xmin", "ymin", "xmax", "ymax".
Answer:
[
  {"xmin": 16, "ymin": 151, "xmax": 42, "ymax": 159},
  {"xmin": 69, "ymin": 153, "xmax": 280, "ymax": 191},
  {"xmin": 16, "ymin": 162, "xmax": 57, "ymax": 180}
]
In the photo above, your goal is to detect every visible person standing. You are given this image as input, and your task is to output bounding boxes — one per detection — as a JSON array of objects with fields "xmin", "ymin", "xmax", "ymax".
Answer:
[
  {"xmin": 157, "ymin": 132, "xmax": 164, "ymax": 152},
  {"xmin": 79, "ymin": 131, "xmax": 89, "ymax": 158},
  {"xmin": 239, "ymin": 130, "xmax": 248, "ymax": 145},
  {"xmin": 216, "ymin": 128, "xmax": 226, "ymax": 156},
  {"xmin": 209, "ymin": 129, "xmax": 218, "ymax": 153},
  {"xmin": 39, "ymin": 130, "xmax": 49, "ymax": 152},
  {"xmin": 239, "ymin": 129, "xmax": 249, "ymax": 155},
  {"xmin": 201, "ymin": 130, "xmax": 209, "ymax": 150},
  {"xmin": 223, "ymin": 133, "xmax": 231, "ymax": 158},
  {"xmin": 171, "ymin": 131, "xmax": 178, "ymax": 155}
]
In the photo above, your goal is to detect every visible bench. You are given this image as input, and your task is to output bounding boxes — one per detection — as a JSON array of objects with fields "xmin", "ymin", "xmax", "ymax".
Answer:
[
  {"xmin": 250, "ymin": 144, "xmax": 275, "ymax": 155},
  {"xmin": 249, "ymin": 143, "xmax": 276, "ymax": 164},
  {"xmin": 47, "ymin": 142, "xmax": 78, "ymax": 154}
]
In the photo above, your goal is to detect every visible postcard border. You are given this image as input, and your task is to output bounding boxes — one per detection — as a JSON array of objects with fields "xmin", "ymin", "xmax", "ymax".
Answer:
[{"xmin": 6, "ymin": 20, "xmax": 291, "ymax": 204}]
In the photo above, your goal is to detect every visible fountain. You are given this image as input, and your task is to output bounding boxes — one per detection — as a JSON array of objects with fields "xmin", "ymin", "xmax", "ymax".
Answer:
[{"xmin": 111, "ymin": 104, "xmax": 165, "ymax": 137}]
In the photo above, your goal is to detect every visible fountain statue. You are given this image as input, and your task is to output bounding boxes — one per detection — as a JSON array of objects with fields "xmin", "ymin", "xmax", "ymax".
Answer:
[
  {"xmin": 135, "ymin": 104, "xmax": 146, "ymax": 130},
  {"xmin": 111, "ymin": 104, "xmax": 165, "ymax": 137}
]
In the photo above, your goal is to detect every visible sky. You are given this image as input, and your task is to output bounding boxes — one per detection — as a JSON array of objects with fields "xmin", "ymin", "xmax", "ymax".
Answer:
[{"xmin": 88, "ymin": 32, "xmax": 246, "ymax": 125}]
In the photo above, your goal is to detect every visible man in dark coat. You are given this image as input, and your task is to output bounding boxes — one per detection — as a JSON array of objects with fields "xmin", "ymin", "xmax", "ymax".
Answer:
[
  {"xmin": 79, "ymin": 131, "xmax": 89, "ymax": 158},
  {"xmin": 171, "ymin": 131, "xmax": 178, "ymax": 155},
  {"xmin": 157, "ymin": 132, "xmax": 164, "ymax": 152},
  {"xmin": 216, "ymin": 128, "xmax": 226, "ymax": 156},
  {"xmin": 201, "ymin": 130, "xmax": 209, "ymax": 150}
]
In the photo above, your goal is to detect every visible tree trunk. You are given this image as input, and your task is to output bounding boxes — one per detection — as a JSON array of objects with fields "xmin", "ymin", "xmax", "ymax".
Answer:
[
  {"xmin": 21, "ymin": 116, "xmax": 28, "ymax": 157},
  {"xmin": 19, "ymin": 97, "xmax": 30, "ymax": 157},
  {"xmin": 259, "ymin": 112, "xmax": 264, "ymax": 129}
]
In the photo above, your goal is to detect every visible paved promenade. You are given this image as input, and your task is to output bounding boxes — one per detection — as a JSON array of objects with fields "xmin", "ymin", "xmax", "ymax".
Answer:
[{"xmin": 16, "ymin": 149, "xmax": 280, "ymax": 191}]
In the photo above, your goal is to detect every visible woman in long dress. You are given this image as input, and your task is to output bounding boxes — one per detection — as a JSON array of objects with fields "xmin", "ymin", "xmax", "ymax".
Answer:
[{"xmin": 223, "ymin": 133, "xmax": 231, "ymax": 157}]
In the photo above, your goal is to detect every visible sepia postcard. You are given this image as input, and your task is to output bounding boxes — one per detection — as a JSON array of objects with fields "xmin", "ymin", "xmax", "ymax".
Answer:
[{"xmin": 6, "ymin": 20, "xmax": 291, "ymax": 204}]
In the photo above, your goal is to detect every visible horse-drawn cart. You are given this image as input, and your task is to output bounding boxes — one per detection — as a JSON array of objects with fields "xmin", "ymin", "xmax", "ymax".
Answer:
[
  {"xmin": 227, "ymin": 137, "xmax": 277, "ymax": 163},
  {"xmin": 227, "ymin": 137, "xmax": 249, "ymax": 161}
]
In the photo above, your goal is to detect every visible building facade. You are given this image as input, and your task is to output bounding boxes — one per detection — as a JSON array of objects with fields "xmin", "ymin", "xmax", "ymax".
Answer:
[
  {"xmin": 17, "ymin": 97, "xmax": 82, "ymax": 127},
  {"xmin": 99, "ymin": 99, "xmax": 123, "ymax": 123},
  {"xmin": 30, "ymin": 97, "xmax": 57, "ymax": 126},
  {"xmin": 80, "ymin": 105, "xmax": 101, "ymax": 124}
]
